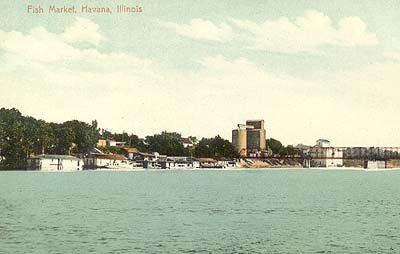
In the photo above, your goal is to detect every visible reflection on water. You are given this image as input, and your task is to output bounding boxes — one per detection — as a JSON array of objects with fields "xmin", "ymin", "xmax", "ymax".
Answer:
[{"xmin": 0, "ymin": 170, "xmax": 399, "ymax": 253}]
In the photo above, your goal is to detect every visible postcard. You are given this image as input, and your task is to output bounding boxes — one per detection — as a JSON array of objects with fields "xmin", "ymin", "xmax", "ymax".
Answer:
[{"xmin": 0, "ymin": 1, "xmax": 399, "ymax": 253}]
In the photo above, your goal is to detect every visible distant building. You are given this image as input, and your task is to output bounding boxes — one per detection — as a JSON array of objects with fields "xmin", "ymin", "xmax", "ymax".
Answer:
[
  {"xmin": 106, "ymin": 140, "xmax": 117, "ymax": 147},
  {"xmin": 316, "ymin": 139, "xmax": 331, "ymax": 147},
  {"xmin": 305, "ymin": 139, "xmax": 343, "ymax": 168},
  {"xmin": 96, "ymin": 139, "xmax": 107, "ymax": 148},
  {"xmin": 232, "ymin": 120, "xmax": 266, "ymax": 157},
  {"xmin": 123, "ymin": 147, "xmax": 140, "ymax": 160},
  {"xmin": 96, "ymin": 139, "xmax": 126, "ymax": 148},
  {"xmin": 121, "ymin": 147, "xmax": 156, "ymax": 163},
  {"xmin": 365, "ymin": 160, "xmax": 386, "ymax": 169},
  {"xmin": 108, "ymin": 140, "xmax": 126, "ymax": 147},
  {"xmin": 198, "ymin": 158, "xmax": 220, "ymax": 168},
  {"xmin": 27, "ymin": 155, "xmax": 83, "ymax": 171},
  {"xmin": 342, "ymin": 147, "xmax": 400, "ymax": 160},
  {"xmin": 158, "ymin": 156, "xmax": 200, "ymax": 169},
  {"xmin": 296, "ymin": 144, "xmax": 311, "ymax": 151},
  {"xmin": 84, "ymin": 154, "xmax": 128, "ymax": 169},
  {"xmin": 232, "ymin": 128, "xmax": 247, "ymax": 157},
  {"xmin": 181, "ymin": 138, "xmax": 194, "ymax": 148}
]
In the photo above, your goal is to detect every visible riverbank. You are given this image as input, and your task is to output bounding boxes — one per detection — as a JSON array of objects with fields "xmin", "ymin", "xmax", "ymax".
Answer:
[
  {"xmin": 4, "ymin": 158, "xmax": 400, "ymax": 171},
  {"xmin": 239, "ymin": 158, "xmax": 303, "ymax": 168}
]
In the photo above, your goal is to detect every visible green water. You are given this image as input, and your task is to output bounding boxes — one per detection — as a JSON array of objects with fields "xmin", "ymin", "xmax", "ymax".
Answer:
[{"xmin": 0, "ymin": 170, "xmax": 399, "ymax": 253}]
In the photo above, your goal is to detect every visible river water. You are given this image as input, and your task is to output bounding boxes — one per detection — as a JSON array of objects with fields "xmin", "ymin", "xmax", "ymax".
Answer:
[{"xmin": 0, "ymin": 169, "xmax": 399, "ymax": 253}]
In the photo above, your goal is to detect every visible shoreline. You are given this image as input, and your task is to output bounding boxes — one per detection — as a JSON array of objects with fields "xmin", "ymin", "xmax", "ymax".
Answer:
[{"xmin": 4, "ymin": 167, "xmax": 400, "ymax": 172}]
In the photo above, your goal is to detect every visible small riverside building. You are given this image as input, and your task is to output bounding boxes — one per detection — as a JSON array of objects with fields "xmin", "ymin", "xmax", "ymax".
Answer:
[
  {"xmin": 364, "ymin": 160, "xmax": 386, "ymax": 169},
  {"xmin": 84, "ymin": 154, "xmax": 129, "ymax": 169},
  {"xmin": 27, "ymin": 155, "xmax": 83, "ymax": 171},
  {"xmin": 199, "ymin": 158, "xmax": 221, "ymax": 168},
  {"xmin": 158, "ymin": 157, "xmax": 200, "ymax": 169}
]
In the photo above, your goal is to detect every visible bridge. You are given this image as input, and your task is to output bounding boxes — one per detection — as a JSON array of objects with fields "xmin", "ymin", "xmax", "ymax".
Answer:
[
  {"xmin": 302, "ymin": 146, "xmax": 400, "ymax": 168},
  {"xmin": 303, "ymin": 147, "xmax": 400, "ymax": 160}
]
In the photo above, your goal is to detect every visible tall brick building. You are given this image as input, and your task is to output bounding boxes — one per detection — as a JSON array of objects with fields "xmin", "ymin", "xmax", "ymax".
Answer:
[{"xmin": 232, "ymin": 120, "xmax": 266, "ymax": 157}]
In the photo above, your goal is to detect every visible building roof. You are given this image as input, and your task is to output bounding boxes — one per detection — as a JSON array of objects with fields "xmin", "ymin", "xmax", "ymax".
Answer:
[
  {"xmin": 124, "ymin": 147, "xmax": 139, "ymax": 153},
  {"xmin": 90, "ymin": 154, "xmax": 127, "ymax": 160},
  {"xmin": 181, "ymin": 138, "xmax": 193, "ymax": 144},
  {"xmin": 198, "ymin": 158, "xmax": 217, "ymax": 163},
  {"xmin": 30, "ymin": 155, "xmax": 82, "ymax": 161},
  {"xmin": 138, "ymin": 152, "xmax": 155, "ymax": 157}
]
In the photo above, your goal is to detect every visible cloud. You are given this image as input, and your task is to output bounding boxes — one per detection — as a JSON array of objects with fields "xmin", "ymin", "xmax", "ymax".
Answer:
[
  {"xmin": 232, "ymin": 10, "xmax": 378, "ymax": 53},
  {"xmin": 0, "ymin": 18, "xmax": 399, "ymax": 146},
  {"xmin": 0, "ymin": 17, "xmax": 163, "ymax": 133},
  {"xmin": 62, "ymin": 17, "xmax": 105, "ymax": 45},
  {"xmin": 0, "ymin": 17, "xmax": 104, "ymax": 63},
  {"xmin": 383, "ymin": 51, "xmax": 400, "ymax": 62},
  {"xmin": 160, "ymin": 11, "xmax": 378, "ymax": 54},
  {"xmin": 160, "ymin": 18, "xmax": 233, "ymax": 42},
  {"xmin": 0, "ymin": 17, "xmax": 150, "ymax": 69},
  {"xmin": 0, "ymin": 27, "xmax": 77, "ymax": 63},
  {"xmin": 0, "ymin": 17, "xmax": 106, "ymax": 63}
]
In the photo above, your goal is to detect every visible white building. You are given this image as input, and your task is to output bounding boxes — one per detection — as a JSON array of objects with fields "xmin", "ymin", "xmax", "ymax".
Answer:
[
  {"xmin": 96, "ymin": 139, "xmax": 127, "ymax": 148},
  {"xmin": 158, "ymin": 156, "xmax": 200, "ymax": 169},
  {"xmin": 84, "ymin": 154, "xmax": 129, "ymax": 169},
  {"xmin": 365, "ymin": 160, "xmax": 386, "ymax": 169},
  {"xmin": 27, "ymin": 155, "xmax": 83, "ymax": 171},
  {"xmin": 181, "ymin": 138, "xmax": 194, "ymax": 148},
  {"xmin": 316, "ymin": 139, "xmax": 331, "ymax": 147},
  {"xmin": 306, "ymin": 139, "xmax": 343, "ymax": 168}
]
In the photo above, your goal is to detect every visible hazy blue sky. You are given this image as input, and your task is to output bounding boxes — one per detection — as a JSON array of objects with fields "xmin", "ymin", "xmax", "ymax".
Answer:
[{"xmin": 1, "ymin": 0, "xmax": 400, "ymax": 146}]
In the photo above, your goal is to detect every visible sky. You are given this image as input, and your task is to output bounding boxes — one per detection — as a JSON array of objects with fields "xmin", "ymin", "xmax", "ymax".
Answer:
[{"xmin": 1, "ymin": 0, "xmax": 400, "ymax": 146}]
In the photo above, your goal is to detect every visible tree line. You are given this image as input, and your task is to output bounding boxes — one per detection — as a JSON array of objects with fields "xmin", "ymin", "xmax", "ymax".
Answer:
[
  {"xmin": 0, "ymin": 108, "xmax": 236, "ymax": 169},
  {"xmin": 97, "ymin": 130, "xmax": 236, "ymax": 159},
  {"xmin": 0, "ymin": 107, "xmax": 301, "ymax": 169},
  {"xmin": 266, "ymin": 138, "xmax": 303, "ymax": 158},
  {"xmin": 0, "ymin": 108, "xmax": 99, "ymax": 169}
]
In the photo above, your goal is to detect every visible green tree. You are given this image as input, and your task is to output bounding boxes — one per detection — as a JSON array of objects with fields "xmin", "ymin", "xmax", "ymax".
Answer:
[
  {"xmin": 285, "ymin": 145, "xmax": 300, "ymax": 158},
  {"xmin": 188, "ymin": 136, "xmax": 198, "ymax": 144},
  {"xmin": 128, "ymin": 134, "xmax": 148, "ymax": 152},
  {"xmin": 63, "ymin": 120, "xmax": 99, "ymax": 154},
  {"xmin": 53, "ymin": 126, "xmax": 74, "ymax": 154},
  {"xmin": 99, "ymin": 129, "xmax": 148, "ymax": 152},
  {"xmin": 0, "ymin": 108, "xmax": 30, "ymax": 169},
  {"xmin": 0, "ymin": 108, "xmax": 103, "ymax": 169},
  {"xmin": 99, "ymin": 129, "xmax": 114, "ymax": 140},
  {"xmin": 145, "ymin": 131, "xmax": 184, "ymax": 156},
  {"xmin": 266, "ymin": 138, "xmax": 284, "ymax": 156},
  {"xmin": 194, "ymin": 135, "xmax": 236, "ymax": 158},
  {"xmin": 35, "ymin": 121, "xmax": 55, "ymax": 154},
  {"xmin": 112, "ymin": 131, "xmax": 129, "ymax": 144}
]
